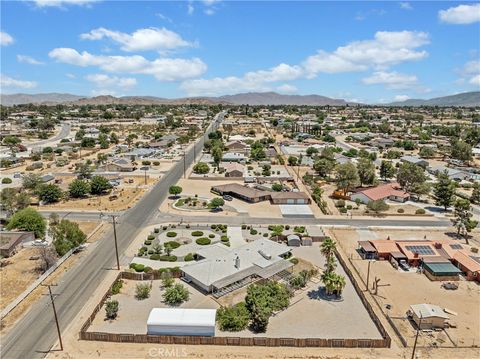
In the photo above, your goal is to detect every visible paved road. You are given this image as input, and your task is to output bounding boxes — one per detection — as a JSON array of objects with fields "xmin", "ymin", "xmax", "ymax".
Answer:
[{"xmin": 0, "ymin": 114, "xmax": 223, "ymax": 359}]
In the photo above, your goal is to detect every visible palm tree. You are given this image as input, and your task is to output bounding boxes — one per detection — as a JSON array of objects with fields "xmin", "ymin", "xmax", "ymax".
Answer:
[
  {"xmin": 320, "ymin": 237, "xmax": 336, "ymax": 260},
  {"xmin": 321, "ymin": 271, "xmax": 336, "ymax": 295},
  {"xmin": 325, "ymin": 255, "xmax": 337, "ymax": 274},
  {"xmin": 331, "ymin": 274, "xmax": 346, "ymax": 297}
]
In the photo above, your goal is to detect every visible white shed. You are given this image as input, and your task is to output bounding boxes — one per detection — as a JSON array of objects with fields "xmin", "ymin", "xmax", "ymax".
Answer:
[{"xmin": 147, "ymin": 308, "xmax": 216, "ymax": 336}]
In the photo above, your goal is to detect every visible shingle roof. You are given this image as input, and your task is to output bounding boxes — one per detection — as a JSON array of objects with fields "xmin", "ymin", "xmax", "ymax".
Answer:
[{"xmin": 355, "ymin": 183, "xmax": 409, "ymax": 201}]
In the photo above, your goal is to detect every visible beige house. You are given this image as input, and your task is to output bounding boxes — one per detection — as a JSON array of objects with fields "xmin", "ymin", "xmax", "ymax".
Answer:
[{"xmin": 408, "ymin": 304, "xmax": 449, "ymax": 329}]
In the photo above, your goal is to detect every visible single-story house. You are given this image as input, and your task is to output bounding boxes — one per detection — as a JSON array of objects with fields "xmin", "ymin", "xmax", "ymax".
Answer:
[
  {"xmin": 124, "ymin": 148, "xmax": 157, "ymax": 161},
  {"xmin": 351, "ymin": 183, "xmax": 409, "ymax": 204},
  {"xmin": 451, "ymin": 250, "xmax": 480, "ymax": 282},
  {"xmin": 102, "ymin": 158, "xmax": 135, "ymax": 172},
  {"xmin": 367, "ymin": 138, "xmax": 395, "ymax": 149},
  {"xmin": 408, "ymin": 304, "xmax": 449, "ymax": 329},
  {"xmin": 428, "ymin": 165, "xmax": 471, "ymax": 181},
  {"xmin": 147, "ymin": 308, "xmax": 216, "ymax": 336},
  {"xmin": 0, "ymin": 231, "xmax": 34, "ymax": 257},
  {"xmin": 222, "ymin": 152, "xmax": 246, "ymax": 163},
  {"xmin": 369, "ymin": 239, "xmax": 400, "ymax": 260},
  {"xmin": 400, "ymin": 155, "xmax": 429, "ymax": 168},
  {"xmin": 222, "ymin": 162, "xmax": 245, "ymax": 177},
  {"xmin": 224, "ymin": 140, "xmax": 249, "ymax": 153},
  {"xmin": 182, "ymin": 239, "xmax": 292, "ymax": 294},
  {"xmin": 358, "ymin": 240, "xmax": 377, "ymax": 259},
  {"xmin": 211, "ymin": 183, "xmax": 311, "ymax": 204}
]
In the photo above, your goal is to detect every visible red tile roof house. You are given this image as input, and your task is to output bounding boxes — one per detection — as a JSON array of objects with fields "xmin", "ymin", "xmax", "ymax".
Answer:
[{"xmin": 350, "ymin": 182, "xmax": 410, "ymax": 204}]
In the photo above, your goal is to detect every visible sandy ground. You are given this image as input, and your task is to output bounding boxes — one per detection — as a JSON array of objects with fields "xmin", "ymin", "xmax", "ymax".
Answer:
[
  {"xmin": 0, "ymin": 221, "xmax": 109, "ymax": 335},
  {"xmin": 329, "ymin": 228, "xmax": 480, "ymax": 348}
]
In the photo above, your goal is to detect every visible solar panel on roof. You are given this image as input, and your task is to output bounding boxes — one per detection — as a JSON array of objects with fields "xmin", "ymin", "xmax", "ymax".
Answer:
[
  {"xmin": 405, "ymin": 245, "xmax": 435, "ymax": 255},
  {"xmin": 450, "ymin": 244, "xmax": 463, "ymax": 250}
]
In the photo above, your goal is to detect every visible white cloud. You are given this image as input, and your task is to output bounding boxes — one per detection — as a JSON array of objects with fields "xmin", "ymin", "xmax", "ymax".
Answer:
[
  {"xmin": 469, "ymin": 75, "xmax": 480, "ymax": 86},
  {"xmin": 32, "ymin": 0, "xmax": 99, "ymax": 7},
  {"xmin": 394, "ymin": 95, "xmax": 410, "ymax": 102},
  {"xmin": 187, "ymin": 1, "xmax": 194, "ymax": 15},
  {"xmin": 17, "ymin": 55, "xmax": 44, "ymax": 65},
  {"xmin": 80, "ymin": 27, "xmax": 193, "ymax": 52},
  {"xmin": 85, "ymin": 73, "xmax": 137, "ymax": 89},
  {"xmin": 303, "ymin": 31, "xmax": 429, "ymax": 75},
  {"xmin": 202, "ymin": 0, "xmax": 221, "ymax": 15},
  {"xmin": 90, "ymin": 89, "xmax": 117, "ymax": 96},
  {"xmin": 0, "ymin": 74, "xmax": 37, "ymax": 89},
  {"xmin": 276, "ymin": 84, "xmax": 298, "ymax": 94},
  {"xmin": 399, "ymin": 2, "xmax": 412, "ymax": 10},
  {"xmin": 156, "ymin": 13, "xmax": 173, "ymax": 23},
  {"xmin": 362, "ymin": 71, "xmax": 419, "ymax": 89},
  {"xmin": 0, "ymin": 31, "xmax": 14, "ymax": 46},
  {"xmin": 49, "ymin": 48, "xmax": 207, "ymax": 81},
  {"xmin": 181, "ymin": 63, "xmax": 304, "ymax": 96},
  {"xmin": 66, "ymin": 73, "xmax": 76, "ymax": 79},
  {"xmin": 439, "ymin": 4, "xmax": 480, "ymax": 24}
]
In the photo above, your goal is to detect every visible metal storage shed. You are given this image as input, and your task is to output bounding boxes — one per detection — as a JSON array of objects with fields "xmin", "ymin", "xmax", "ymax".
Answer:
[{"xmin": 147, "ymin": 308, "xmax": 216, "ymax": 336}]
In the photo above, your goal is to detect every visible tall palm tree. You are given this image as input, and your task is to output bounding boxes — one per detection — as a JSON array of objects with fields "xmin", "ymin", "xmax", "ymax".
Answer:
[
  {"xmin": 320, "ymin": 237, "xmax": 336, "ymax": 259},
  {"xmin": 321, "ymin": 271, "xmax": 336, "ymax": 295},
  {"xmin": 332, "ymin": 274, "xmax": 346, "ymax": 297}
]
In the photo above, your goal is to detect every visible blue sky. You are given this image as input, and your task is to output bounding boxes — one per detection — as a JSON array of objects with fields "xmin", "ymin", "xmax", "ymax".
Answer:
[{"xmin": 1, "ymin": 0, "xmax": 479, "ymax": 103}]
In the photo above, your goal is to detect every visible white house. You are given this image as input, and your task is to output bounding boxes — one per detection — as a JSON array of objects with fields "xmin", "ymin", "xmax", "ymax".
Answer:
[{"xmin": 147, "ymin": 308, "xmax": 216, "ymax": 336}]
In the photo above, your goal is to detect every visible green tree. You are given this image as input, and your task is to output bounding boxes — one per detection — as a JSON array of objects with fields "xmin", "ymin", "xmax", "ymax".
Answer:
[
  {"xmin": 163, "ymin": 283, "xmax": 190, "ymax": 306},
  {"xmin": 22, "ymin": 173, "xmax": 42, "ymax": 190},
  {"xmin": 81, "ymin": 137, "xmax": 96, "ymax": 148},
  {"xmin": 396, "ymin": 162, "xmax": 429, "ymax": 198},
  {"xmin": 306, "ymin": 146, "xmax": 318, "ymax": 157},
  {"xmin": 212, "ymin": 146, "xmax": 223, "ymax": 169},
  {"xmin": 471, "ymin": 182, "xmax": 480, "ymax": 205},
  {"xmin": 271, "ymin": 183, "xmax": 282, "ymax": 192},
  {"xmin": 6, "ymin": 208, "xmax": 46, "ymax": 238},
  {"xmin": 75, "ymin": 162, "xmax": 94, "ymax": 179},
  {"xmin": 193, "ymin": 162, "xmax": 210, "ymax": 174},
  {"xmin": 3, "ymin": 136, "xmax": 21, "ymax": 153},
  {"xmin": 320, "ymin": 237, "xmax": 337, "ymax": 274},
  {"xmin": 68, "ymin": 179, "xmax": 91, "ymax": 198},
  {"xmin": 451, "ymin": 140, "xmax": 472, "ymax": 163},
  {"xmin": 287, "ymin": 156, "xmax": 298, "ymax": 166},
  {"xmin": 379, "ymin": 160, "xmax": 395, "ymax": 181},
  {"xmin": 217, "ymin": 302, "xmax": 250, "ymax": 332},
  {"xmin": 51, "ymin": 219, "xmax": 87, "ymax": 256},
  {"xmin": 36, "ymin": 183, "xmax": 63, "ymax": 204},
  {"xmin": 335, "ymin": 162, "xmax": 360, "ymax": 195},
  {"xmin": 433, "ymin": 170, "xmax": 457, "ymax": 211},
  {"xmin": 168, "ymin": 185, "xmax": 182, "ymax": 198},
  {"xmin": 357, "ymin": 158, "xmax": 376, "ymax": 186},
  {"xmin": 98, "ymin": 133, "xmax": 109, "ymax": 149},
  {"xmin": 126, "ymin": 133, "xmax": 138, "ymax": 147},
  {"xmin": 90, "ymin": 175, "xmax": 112, "ymax": 195},
  {"xmin": 135, "ymin": 283, "xmax": 151, "ymax": 300},
  {"xmin": 313, "ymin": 158, "xmax": 335, "ymax": 178},
  {"xmin": 209, "ymin": 197, "xmax": 225, "ymax": 210},
  {"xmin": 419, "ymin": 146, "xmax": 435, "ymax": 158},
  {"xmin": 451, "ymin": 199, "xmax": 478, "ymax": 244},
  {"xmin": 366, "ymin": 199, "xmax": 390, "ymax": 215}
]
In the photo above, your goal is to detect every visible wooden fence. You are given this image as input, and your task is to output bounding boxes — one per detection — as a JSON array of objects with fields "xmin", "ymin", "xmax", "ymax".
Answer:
[{"xmin": 79, "ymin": 270, "xmax": 391, "ymax": 348}]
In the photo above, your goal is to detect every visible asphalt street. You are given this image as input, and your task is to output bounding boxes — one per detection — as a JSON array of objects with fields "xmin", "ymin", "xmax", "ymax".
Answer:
[{"xmin": 0, "ymin": 114, "xmax": 222, "ymax": 359}]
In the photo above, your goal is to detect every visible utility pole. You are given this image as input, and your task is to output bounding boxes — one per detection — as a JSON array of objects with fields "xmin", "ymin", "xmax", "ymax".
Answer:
[
  {"xmin": 43, "ymin": 284, "xmax": 63, "ymax": 351},
  {"xmin": 411, "ymin": 314, "xmax": 422, "ymax": 359},
  {"xmin": 366, "ymin": 260, "xmax": 375, "ymax": 291},
  {"xmin": 111, "ymin": 215, "xmax": 120, "ymax": 270},
  {"xmin": 183, "ymin": 151, "xmax": 186, "ymax": 179}
]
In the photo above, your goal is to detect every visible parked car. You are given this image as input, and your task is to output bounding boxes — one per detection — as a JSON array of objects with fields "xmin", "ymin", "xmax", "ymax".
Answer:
[{"xmin": 223, "ymin": 195, "xmax": 233, "ymax": 201}]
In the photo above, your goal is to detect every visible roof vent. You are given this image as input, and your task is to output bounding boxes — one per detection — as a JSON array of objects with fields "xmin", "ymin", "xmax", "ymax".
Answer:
[
  {"xmin": 234, "ymin": 256, "xmax": 240, "ymax": 269},
  {"xmin": 258, "ymin": 250, "xmax": 271, "ymax": 260}
]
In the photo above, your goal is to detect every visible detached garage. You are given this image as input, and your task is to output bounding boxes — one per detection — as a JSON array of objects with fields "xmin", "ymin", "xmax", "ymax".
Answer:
[{"xmin": 147, "ymin": 308, "xmax": 217, "ymax": 336}]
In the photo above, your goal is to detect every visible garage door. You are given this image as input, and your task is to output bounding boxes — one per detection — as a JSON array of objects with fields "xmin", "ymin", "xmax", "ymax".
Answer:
[
  {"xmin": 297, "ymin": 199, "xmax": 305, "ymax": 204},
  {"xmin": 287, "ymin": 199, "xmax": 294, "ymax": 204}
]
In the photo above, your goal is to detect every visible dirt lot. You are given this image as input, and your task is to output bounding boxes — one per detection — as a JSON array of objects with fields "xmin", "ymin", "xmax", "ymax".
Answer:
[{"xmin": 329, "ymin": 228, "xmax": 480, "ymax": 348}]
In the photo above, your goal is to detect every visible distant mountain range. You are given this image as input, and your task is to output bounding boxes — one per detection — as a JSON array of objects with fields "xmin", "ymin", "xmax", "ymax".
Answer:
[
  {"xmin": 386, "ymin": 91, "xmax": 480, "ymax": 107},
  {"xmin": 1, "ymin": 91, "xmax": 479, "ymax": 107}
]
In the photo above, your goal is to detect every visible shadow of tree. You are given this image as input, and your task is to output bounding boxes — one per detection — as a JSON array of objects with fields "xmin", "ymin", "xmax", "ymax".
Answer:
[{"xmin": 307, "ymin": 287, "xmax": 344, "ymax": 302}]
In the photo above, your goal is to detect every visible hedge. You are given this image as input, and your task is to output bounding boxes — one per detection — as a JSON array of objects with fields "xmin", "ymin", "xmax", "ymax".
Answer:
[
  {"xmin": 159, "ymin": 255, "xmax": 178, "ymax": 262},
  {"xmin": 147, "ymin": 235, "xmax": 155, "ymax": 240},
  {"xmin": 165, "ymin": 241, "xmax": 181, "ymax": 249},
  {"xmin": 129, "ymin": 263, "xmax": 145, "ymax": 272},
  {"xmin": 166, "ymin": 231, "xmax": 177, "ymax": 238},
  {"xmin": 191, "ymin": 231, "xmax": 204, "ymax": 237},
  {"xmin": 184, "ymin": 253, "xmax": 195, "ymax": 261},
  {"xmin": 150, "ymin": 254, "xmax": 160, "ymax": 260},
  {"xmin": 196, "ymin": 237, "xmax": 211, "ymax": 245},
  {"xmin": 221, "ymin": 235, "xmax": 229, "ymax": 242}
]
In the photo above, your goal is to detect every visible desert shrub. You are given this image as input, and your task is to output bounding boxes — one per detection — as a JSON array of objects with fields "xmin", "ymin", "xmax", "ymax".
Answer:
[
  {"xmin": 135, "ymin": 283, "xmax": 151, "ymax": 300},
  {"xmin": 397, "ymin": 208, "xmax": 405, "ymax": 213},
  {"xmin": 293, "ymin": 226, "xmax": 305, "ymax": 233},
  {"xmin": 471, "ymin": 247, "xmax": 479, "ymax": 253},
  {"xmin": 415, "ymin": 208, "xmax": 426, "ymax": 215},
  {"xmin": 209, "ymin": 234, "xmax": 215, "ymax": 239},
  {"xmin": 162, "ymin": 226, "xmax": 168, "ymax": 230},
  {"xmin": 339, "ymin": 207, "xmax": 348, "ymax": 213},
  {"xmin": 336, "ymin": 199, "xmax": 346, "ymax": 208},
  {"xmin": 184, "ymin": 253, "xmax": 195, "ymax": 261},
  {"xmin": 154, "ymin": 228, "xmax": 160, "ymax": 233},
  {"xmin": 153, "ymin": 161, "xmax": 160, "ymax": 166},
  {"xmin": 163, "ymin": 284, "xmax": 190, "ymax": 306},
  {"xmin": 150, "ymin": 254, "xmax": 160, "ymax": 260},
  {"xmin": 289, "ymin": 258, "xmax": 299, "ymax": 264},
  {"xmin": 111, "ymin": 279, "xmax": 123, "ymax": 295},
  {"xmin": 217, "ymin": 302, "xmax": 250, "ymax": 331},
  {"xmin": 196, "ymin": 237, "xmax": 211, "ymax": 245},
  {"xmin": 1, "ymin": 177, "xmax": 12, "ymax": 184},
  {"xmin": 165, "ymin": 241, "xmax": 180, "ymax": 249},
  {"xmin": 166, "ymin": 231, "xmax": 177, "ymax": 237},
  {"xmin": 159, "ymin": 255, "xmax": 178, "ymax": 262},
  {"xmin": 147, "ymin": 234, "xmax": 155, "ymax": 240},
  {"xmin": 221, "ymin": 235, "xmax": 229, "ymax": 242},
  {"xmin": 105, "ymin": 299, "xmax": 119, "ymax": 319},
  {"xmin": 191, "ymin": 231, "xmax": 204, "ymax": 237},
  {"xmin": 144, "ymin": 266, "xmax": 153, "ymax": 273},
  {"xmin": 241, "ymin": 224, "xmax": 247, "ymax": 230},
  {"xmin": 250, "ymin": 229, "xmax": 258, "ymax": 235},
  {"xmin": 285, "ymin": 225, "xmax": 290, "ymax": 230},
  {"xmin": 144, "ymin": 240, "xmax": 152, "ymax": 245},
  {"xmin": 346, "ymin": 205, "xmax": 352, "ymax": 210},
  {"xmin": 147, "ymin": 249, "xmax": 154, "ymax": 254},
  {"xmin": 263, "ymin": 233, "xmax": 268, "ymax": 237}
]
